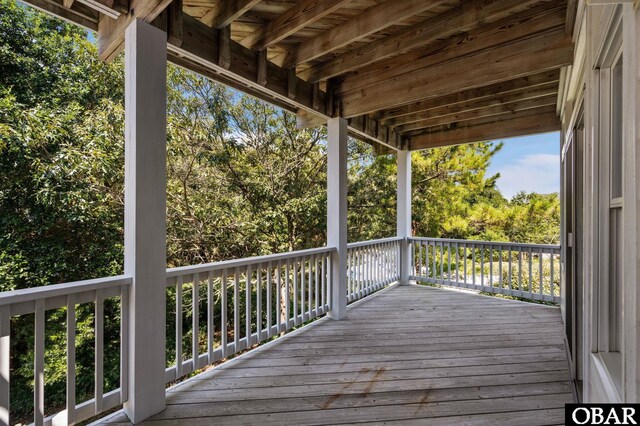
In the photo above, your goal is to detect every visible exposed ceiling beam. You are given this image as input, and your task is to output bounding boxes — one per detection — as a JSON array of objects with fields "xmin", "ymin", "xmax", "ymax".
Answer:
[
  {"xmin": 408, "ymin": 106, "xmax": 561, "ymax": 150},
  {"xmin": 97, "ymin": 0, "xmax": 174, "ymax": 61},
  {"xmin": 239, "ymin": 0, "xmax": 351, "ymax": 51},
  {"xmin": 386, "ymin": 83, "xmax": 559, "ymax": 127},
  {"xmin": 334, "ymin": 3, "xmax": 567, "ymax": 97},
  {"xmin": 376, "ymin": 71, "xmax": 561, "ymax": 121},
  {"xmin": 210, "ymin": 0, "xmax": 262, "ymax": 29},
  {"xmin": 298, "ymin": 0, "xmax": 544, "ymax": 83},
  {"xmin": 25, "ymin": 0, "xmax": 99, "ymax": 29},
  {"xmin": 395, "ymin": 94, "xmax": 558, "ymax": 133},
  {"xmin": 337, "ymin": 28, "xmax": 573, "ymax": 117},
  {"xmin": 271, "ymin": 0, "xmax": 448, "ymax": 68}
]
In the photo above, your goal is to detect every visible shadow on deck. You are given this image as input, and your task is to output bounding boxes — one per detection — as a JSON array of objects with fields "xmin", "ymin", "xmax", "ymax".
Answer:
[{"xmin": 98, "ymin": 284, "xmax": 572, "ymax": 425}]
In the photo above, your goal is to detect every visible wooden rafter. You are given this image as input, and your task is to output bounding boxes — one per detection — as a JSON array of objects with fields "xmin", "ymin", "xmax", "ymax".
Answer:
[
  {"xmin": 207, "ymin": 0, "xmax": 262, "ymax": 29},
  {"xmin": 395, "ymin": 94, "xmax": 558, "ymax": 133},
  {"xmin": 337, "ymin": 28, "xmax": 573, "ymax": 118},
  {"xmin": 239, "ymin": 0, "xmax": 351, "ymax": 51},
  {"xmin": 408, "ymin": 106, "xmax": 561, "ymax": 150},
  {"xmin": 387, "ymin": 83, "xmax": 559, "ymax": 127},
  {"xmin": 298, "ymin": 0, "xmax": 545, "ymax": 83},
  {"xmin": 334, "ymin": 3, "xmax": 567, "ymax": 97},
  {"xmin": 271, "ymin": 0, "xmax": 449, "ymax": 68},
  {"xmin": 377, "ymin": 71, "xmax": 561, "ymax": 121}
]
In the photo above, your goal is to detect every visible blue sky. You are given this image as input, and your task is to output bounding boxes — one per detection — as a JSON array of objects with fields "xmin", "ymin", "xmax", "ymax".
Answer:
[{"xmin": 486, "ymin": 132, "xmax": 561, "ymax": 199}]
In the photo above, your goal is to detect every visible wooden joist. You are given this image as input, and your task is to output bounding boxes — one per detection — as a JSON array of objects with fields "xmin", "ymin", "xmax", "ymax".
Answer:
[
  {"xmin": 271, "ymin": 0, "xmax": 449, "ymax": 68},
  {"xmin": 378, "ymin": 72, "xmax": 561, "ymax": 122},
  {"xmin": 298, "ymin": 0, "xmax": 545, "ymax": 83},
  {"xmin": 239, "ymin": 0, "xmax": 351, "ymax": 51},
  {"xmin": 408, "ymin": 106, "xmax": 561, "ymax": 150},
  {"xmin": 97, "ymin": 0, "xmax": 174, "ymax": 61},
  {"xmin": 211, "ymin": 0, "xmax": 262, "ymax": 29},
  {"xmin": 26, "ymin": 0, "xmax": 99, "ymax": 29},
  {"xmin": 337, "ymin": 28, "xmax": 573, "ymax": 118},
  {"xmin": 394, "ymin": 94, "xmax": 558, "ymax": 133},
  {"xmin": 386, "ymin": 83, "xmax": 559, "ymax": 127},
  {"xmin": 334, "ymin": 3, "xmax": 567, "ymax": 97}
]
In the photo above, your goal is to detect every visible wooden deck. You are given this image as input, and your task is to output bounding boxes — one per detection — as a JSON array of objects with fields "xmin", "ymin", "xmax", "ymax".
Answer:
[{"xmin": 98, "ymin": 284, "xmax": 573, "ymax": 425}]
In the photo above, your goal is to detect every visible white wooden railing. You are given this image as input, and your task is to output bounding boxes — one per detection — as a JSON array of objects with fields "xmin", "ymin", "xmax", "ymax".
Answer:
[
  {"xmin": 409, "ymin": 237, "xmax": 561, "ymax": 303},
  {"xmin": 346, "ymin": 237, "xmax": 401, "ymax": 303},
  {"xmin": 0, "ymin": 275, "xmax": 132, "ymax": 426},
  {"xmin": 164, "ymin": 246, "xmax": 335, "ymax": 384}
]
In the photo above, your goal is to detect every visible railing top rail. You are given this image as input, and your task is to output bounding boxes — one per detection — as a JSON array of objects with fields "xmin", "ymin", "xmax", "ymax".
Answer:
[
  {"xmin": 0, "ymin": 275, "xmax": 132, "ymax": 307},
  {"xmin": 408, "ymin": 236, "xmax": 560, "ymax": 251},
  {"xmin": 166, "ymin": 246, "xmax": 337, "ymax": 278},
  {"xmin": 347, "ymin": 237, "xmax": 403, "ymax": 249}
]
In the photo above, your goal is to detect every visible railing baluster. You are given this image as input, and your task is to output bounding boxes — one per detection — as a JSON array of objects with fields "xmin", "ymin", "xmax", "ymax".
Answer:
[
  {"xmin": 293, "ymin": 259, "xmax": 298, "ymax": 326},
  {"xmin": 321, "ymin": 254, "xmax": 327, "ymax": 310},
  {"xmin": 66, "ymin": 295, "xmax": 76, "ymax": 424},
  {"xmin": 34, "ymin": 299, "xmax": 45, "ymax": 426},
  {"xmin": 176, "ymin": 276, "xmax": 183, "ymax": 378},
  {"xmin": 447, "ymin": 242, "xmax": 451, "ymax": 286},
  {"xmin": 267, "ymin": 262, "xmax": 272, "ymax": 338},
  {"xmin": 480, "ymin": 245, "xmax": 485, "ymax": 290},
  {"xmin": 499, "ymin": 245, "xmax": 503, "ymax": 293},
  {"xmin": 463, "ymin": 243, "xmax": 467, "ymax": 286},
  {"xmin": 528, "ymin": 247, "xmax": 533, "ymax": 299},
  {"xmin": 314, "ymin": 255, "xmax": 319, "ymax": 314},
  {"xmin": 276, "ymin": 260, "xmax": 282, "ymax": 332},
  {"xmin": 472, "ymin": 244, "xmax": 476, "ymax": 288},
  {"xmin": 245, "ymin": 265, "xmax": 252, "ymax": 348},
  {"xmin": 221, "ymin": 269, "xmax": 228, "ymax": 357},
  {"xmin": 95, "ymin": 289, "xmax": 104, "ymax": 413},
  {"xmin": 489, "ymin": 245, "xmax": 493, "ymax": 290},
  {"xmin": 207, "ymin": 271, "xmax": 214, "ymax": 363},
  {"xmin": 120, "ymin": 285, "xmax": 129, "ymax": 403},
  {"xmin": 518, "ymin": 249, "xmax": 523, "ymax": 292},
  {"xmin": 550, "ymin": 249, "xmax": 555, "ymax": 298},
  {"xmin": 307, "ymin": 256, "xmax": 312, "ymax": 318},
  {"xmin": 256, "ymin": 266, "xmax": 262, "ymax": 341},
  {"xmin": 509, "ymin": 245, "xmax": 513, "ymax": 293},
  {"xmin": 192, "ymin": 273, "xmax": 199, "ymax": 371},
  {"xmin": 285, "ymin": 260, "xmax": 291, "ymax": 329},
  {"xmin": 233, "ymin": 268, "xmax": 239, "ymax": 352},
  {"xmin": 539, "ymin": 248, "xmax": 544, "ymax": 299}
]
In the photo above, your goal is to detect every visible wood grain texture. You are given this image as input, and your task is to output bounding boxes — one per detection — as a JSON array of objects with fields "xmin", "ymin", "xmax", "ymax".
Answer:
[{"xmin": 97, "ymin": 285, "xmax": 572, "ymax": 425}]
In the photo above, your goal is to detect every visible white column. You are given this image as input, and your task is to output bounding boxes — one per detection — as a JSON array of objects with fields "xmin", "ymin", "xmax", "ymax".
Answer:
[
  {"xmin": 327, "ymin": 118, "xmax": 348, "ymax": 320},
  {"xmin": 123, "ymin": 19, "xmax": 167, "ymax": 423},
  {"xmin": 397, "ymin": 150, "xmax": 412, "ymax": 285}
]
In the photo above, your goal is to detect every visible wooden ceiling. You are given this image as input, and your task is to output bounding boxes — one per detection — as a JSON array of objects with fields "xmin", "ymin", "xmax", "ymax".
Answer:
[{"xmin": 23, "ymin": 0, "xmax": 577, "ymax": 151}]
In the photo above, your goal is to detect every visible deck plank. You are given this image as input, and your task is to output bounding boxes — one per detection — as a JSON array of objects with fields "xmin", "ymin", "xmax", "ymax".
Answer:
[{"xmin": 97, "ymin": 284, "xmax": 572, "ymax": 425}]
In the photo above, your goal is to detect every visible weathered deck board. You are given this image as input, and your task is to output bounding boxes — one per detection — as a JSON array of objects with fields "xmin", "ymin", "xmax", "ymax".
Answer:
[{"xmin": 98, "ymin": 284, "xmax": 572, "ymax": 425}]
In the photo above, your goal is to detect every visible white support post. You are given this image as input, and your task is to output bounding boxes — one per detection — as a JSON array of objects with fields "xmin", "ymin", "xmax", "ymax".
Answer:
[
  {"xmin": 327, "ymin": 118, "xmax": 348, "ymax": 320},
  {"xmin": 0, "ymin": 307, "xmax": 9, "ymax": 426},
  {"xmin": 123, "ymin": 19, "xmax": 167, "ymax": 423},
  {"xmin": 397, "ymin": 150, "xmax": 412, "ymax": 285}
]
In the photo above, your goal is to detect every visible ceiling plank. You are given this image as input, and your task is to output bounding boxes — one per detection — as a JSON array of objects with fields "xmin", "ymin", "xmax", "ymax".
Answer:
[
  {"xmin": 271, "ymin": 0, "xmax": 448, "ymax": 68},
  {"xmin": 377, "ymin": 71, "xmax": 561, "ymax": 121},
  {"xmin": 395, "ymin": 94, "xmax": 558, "ymax": 133},
  {"xmin": 337, "ymin": 28, "xmax": 573, "ymax": 118},
  {"xmin": 334, "ymin": 3, "xmax": 567, "ymax": 96},
  {"xmin": 98, "ymin": 0, "xmax": 174, "ymax": 61},
  {"xmin": 387, "ymin": 83, "xmax": 559, "ymax": 127},
  {"xmin": 298, "ymin": 0, "xmax": 545, "ymax": 83},
  {"xmin": 408, "ymin": 106, "xmax": 561, "ymax": 150},
  {"xmin": 211, "ymin": 0, "xmax": 262, "ymax": 29},
  {"xmin": 239, "ymin": 0, "xmax": 351, "ymax": 51}
]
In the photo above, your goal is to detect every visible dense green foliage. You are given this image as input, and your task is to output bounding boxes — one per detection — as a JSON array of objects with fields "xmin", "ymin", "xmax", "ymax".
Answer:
[{"xmin": 0, "ymin": 0, "xmax": 559, "ymax": 420}]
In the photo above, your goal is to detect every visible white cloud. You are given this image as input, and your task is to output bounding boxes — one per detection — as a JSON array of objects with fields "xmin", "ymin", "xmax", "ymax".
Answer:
[{"xmin": 494, "ymin": 153, "xmax": 560, "ymax": 199}]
